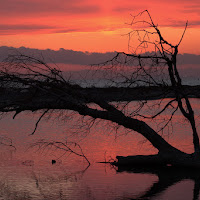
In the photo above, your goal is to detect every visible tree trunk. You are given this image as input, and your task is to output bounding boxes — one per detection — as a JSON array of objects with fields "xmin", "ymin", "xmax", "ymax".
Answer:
[{"xmin": 114, "ymin": 152, "xmax": 200, "ymax": 168}]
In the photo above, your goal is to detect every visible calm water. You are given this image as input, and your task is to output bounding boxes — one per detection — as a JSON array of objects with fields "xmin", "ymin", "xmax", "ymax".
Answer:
[{"xmin": 0, "ymin": 99, "xmax": 200, "ymax": 200}]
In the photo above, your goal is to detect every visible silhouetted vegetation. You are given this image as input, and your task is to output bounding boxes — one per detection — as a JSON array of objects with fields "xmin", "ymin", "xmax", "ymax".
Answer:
[{"xmin": 0, "ymin": 10, "xmax": 200, "ymax": 168}]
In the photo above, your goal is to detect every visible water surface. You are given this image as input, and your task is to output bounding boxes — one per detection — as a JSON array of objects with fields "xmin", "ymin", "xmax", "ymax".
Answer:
[{"xmin": 0, "ymin": 99, "xmax": 200, "ymax": 199}]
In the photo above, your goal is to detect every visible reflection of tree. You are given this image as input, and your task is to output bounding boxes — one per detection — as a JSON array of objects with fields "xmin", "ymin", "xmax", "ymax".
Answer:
[
  {"xmin": 0, "ymin": 135, "xmax": 16, "ymax": 150},
  {"xmin": 117, "ymin": 165, "xmax": 200, "ymax": 200},
  {"xmin": 30, "ymin": 165, "xmax": 90, "ymax": 200},
  {"xmin": 0, "ymin": 178, "xmax": 31, "ymax": 200},
  {"xmin": 0, "ymin": 164, "xmax": 90, "ymax": 200}
]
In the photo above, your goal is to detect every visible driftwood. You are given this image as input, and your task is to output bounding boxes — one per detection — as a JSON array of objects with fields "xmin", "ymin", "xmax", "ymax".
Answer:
[{"xmin": 114, "ymin": 153, "xmax": 200, "ymax": 168}]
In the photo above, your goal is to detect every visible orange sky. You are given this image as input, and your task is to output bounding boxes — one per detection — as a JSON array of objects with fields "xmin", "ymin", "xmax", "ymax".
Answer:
[{"xmin": 0, "ymin": 0, "xmax": 200, "ymax": 54}]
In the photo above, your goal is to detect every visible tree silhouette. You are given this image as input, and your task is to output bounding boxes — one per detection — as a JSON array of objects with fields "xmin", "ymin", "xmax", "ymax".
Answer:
[{"xmin": 0, "ymin": 10, "xmax": 199, "ymax": 167}]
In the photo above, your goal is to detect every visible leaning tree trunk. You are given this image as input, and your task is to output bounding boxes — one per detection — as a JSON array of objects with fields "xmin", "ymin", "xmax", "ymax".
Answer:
[{"xmin": 1, "ymin": 10, "xmax": 200, "ymax": 167}]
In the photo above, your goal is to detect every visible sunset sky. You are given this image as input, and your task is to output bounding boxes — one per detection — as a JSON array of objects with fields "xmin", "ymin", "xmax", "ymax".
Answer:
[{"xmin": 0, "ymin": 0, "xmax": 200, "ymax": 54}]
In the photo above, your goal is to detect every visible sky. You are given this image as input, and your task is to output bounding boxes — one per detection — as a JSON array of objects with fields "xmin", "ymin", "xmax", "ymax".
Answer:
[{"xmin": 0, "ymin": 0, "xmax": 200, "ymax": 54}]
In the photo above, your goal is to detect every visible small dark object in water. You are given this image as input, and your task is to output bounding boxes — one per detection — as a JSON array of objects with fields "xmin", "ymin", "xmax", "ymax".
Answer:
[{"xmin": 52, "ymin": 159, "xmax": 56, "ymax": 165}]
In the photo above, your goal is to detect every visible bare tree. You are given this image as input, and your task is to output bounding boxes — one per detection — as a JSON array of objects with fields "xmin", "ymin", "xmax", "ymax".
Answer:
[{"xmin": 0, "ymin": 10, "xmax": 199, "ymax": 167}]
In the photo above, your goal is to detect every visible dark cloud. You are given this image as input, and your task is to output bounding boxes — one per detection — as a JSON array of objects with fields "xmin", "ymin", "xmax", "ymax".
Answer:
[
  {"xmin": 0, "ymin": 24, "xmax": 58, "ymax": 30},
  {"xmin": 0, "ymin": 46, "xmax": 199, "ymax": 66},
  {"xmin": 51, "ymin": 29, "xmax": 82, "ymax": 34},
  {"xmin": 159, "ymin": 19, "xmax": 200, "ymax": 28},
  {"xmin": 184, "ymin": 4, "xmax": 200, "ymax": 8},
  {"xmin": 0, "ymin": 24, "xmax": 105, "ymax": 35},
  {"xmin": 0, "ymin": 46, "xmax": 116, "ymax": 65},
  {"xmin": 0, "ymin": 0, "xmax": 100, "ymax": 17},
  {"xmin": 180, "ymin": 3, "xmax": 200, "ymax": 14},
  {"xmin": 187, "ymin": 21, "xmax": 200, "ymax": 27},
  {"xmin": 0, "ymin": 24, "xmax": 61, "ymax": 35},
  {"xmin": 182, "ymin": 8, "xmax": 200, "ymax": 14},
  {"xmin": 51, "ymin": 25, "xmax": 111, "ymax": 33}
]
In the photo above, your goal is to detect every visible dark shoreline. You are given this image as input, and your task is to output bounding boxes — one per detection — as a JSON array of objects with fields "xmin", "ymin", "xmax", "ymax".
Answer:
[
  {"xmin": 79, "ymin": 85, "xmax": 200, "ymax": 101},
  {"xmin": 1, "ymin": 85, "xmax": 200, "ymax": 104}
]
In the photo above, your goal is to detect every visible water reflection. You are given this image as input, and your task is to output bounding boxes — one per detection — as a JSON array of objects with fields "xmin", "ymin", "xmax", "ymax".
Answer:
[
  {"xmin": 0, "ymin": 154, "xmax": 90, "ymax": 200},
  {"xmin": 116, "ymin": 165, "xmax": 200, "ymax": 200},
  {"xmin": 0, "ymin": 102, "xmax": 200, "ymax": 200},
  {"xmin": 0, "ymin": 151, "xmax": 197, "ymax": 200},
  {"xmin": 29, "ymin": 165, "xmax": 90, "ymax": 200}
]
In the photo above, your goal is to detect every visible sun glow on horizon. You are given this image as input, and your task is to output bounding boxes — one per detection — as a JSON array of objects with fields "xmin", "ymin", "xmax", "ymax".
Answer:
[{"xmin": 0, "ymin": 0, "xmax": 200, "ymax": 54}]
